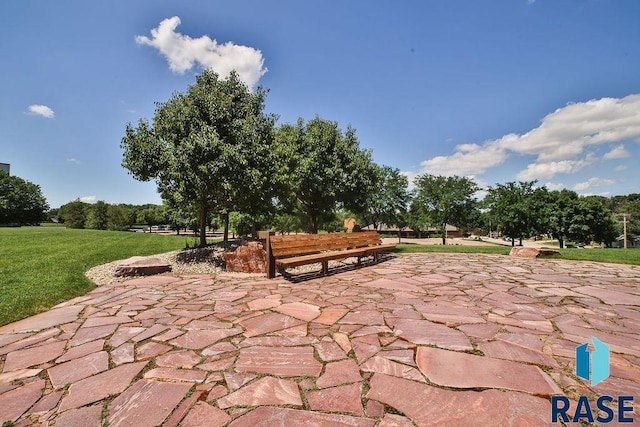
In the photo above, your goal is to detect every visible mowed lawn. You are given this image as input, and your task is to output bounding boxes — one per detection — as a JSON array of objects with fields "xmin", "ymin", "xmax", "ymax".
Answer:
[
  {"xmin": 1, "ymin": 228, "xmax": 638, "ymax": 327},
  {"xmin": 0, "ymin": 227, "xmax": 190, "ymax": 326}
]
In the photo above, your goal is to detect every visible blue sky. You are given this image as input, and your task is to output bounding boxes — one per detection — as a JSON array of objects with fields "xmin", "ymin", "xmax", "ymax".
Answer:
[{"xmin": 2, "ymin": 0, "xmax": 639, "ymax": 208}]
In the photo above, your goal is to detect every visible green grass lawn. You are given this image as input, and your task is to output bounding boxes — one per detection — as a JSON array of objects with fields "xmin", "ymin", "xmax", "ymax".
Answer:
[
  {"xmin": 0, "ymin": 227, "xmax": 194, "ymax": 326},
  {"xmin": 1, "ymin": 228, "xmax": 638, "ymax": 327},
  {"xmin": 395, "ymin": 244, "xmax": 512, "ymax": 255},
  {"xmin": 394, "ymin": 243, "xmax": 640, "ymax": 265}
]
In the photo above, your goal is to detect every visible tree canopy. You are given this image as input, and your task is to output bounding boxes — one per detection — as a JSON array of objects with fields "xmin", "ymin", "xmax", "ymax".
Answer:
[
  {"xmin": 543, "ymin": 190, "xmax": 619, "ymax": 248},
  {"xmin": 485, "ymin": 181, "xmax": 546, "ymax": 246},
  {"xmin": 412, "ymin": 174, "xmax": 478, "ymax": 244},
  {"xmin": 0, "ymin": 171, "xmax": 49, "ymax": 226},
  {"xmin": 115, "ymin": 70, "xmax": 632, "ymax": 247},
  {"xmin": 273, "ymin": 116, "xmax": 377, "ymax": 233},
  {"xmin": 360, "ymin": 165, "xmax": 409, "ymax": 231},
  {"xmin": 121, "ymin": 70, "xmax": 276, "ymax": 245}
]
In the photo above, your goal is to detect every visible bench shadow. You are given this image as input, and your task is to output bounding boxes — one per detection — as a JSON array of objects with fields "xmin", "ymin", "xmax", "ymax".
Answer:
[{"xmin": 279, "ymin": 253, "xmax": 397, "ymax": 283}]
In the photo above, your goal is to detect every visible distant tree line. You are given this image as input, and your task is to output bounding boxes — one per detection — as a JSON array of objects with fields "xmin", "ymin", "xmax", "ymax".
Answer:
[
  {"xmin": 483, "ymin": 183, "xmax": 623, "ymax": 248},
  {"xmin": 45, "ymin": 182, "xmax": 638, "ymax": 249},
  {"xmin": 50, "ymin": 200, "xmax": 151, "ymax": 232}
]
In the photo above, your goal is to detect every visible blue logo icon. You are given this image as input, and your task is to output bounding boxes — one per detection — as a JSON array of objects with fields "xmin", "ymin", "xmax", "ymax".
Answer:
[{"xmin": 576, "ymin": 337, "xmax": 610, "ymax": 386}]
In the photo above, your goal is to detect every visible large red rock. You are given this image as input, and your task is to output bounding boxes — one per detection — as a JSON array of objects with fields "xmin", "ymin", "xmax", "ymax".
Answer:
[
  {"xmin": 367, "ymin": 373, "xmax": 553, "ymax": 426},
  {"xmin": 114, "ymin": 256, "xmax": 171, "ymax": 277},
  {"xmin": 229, "ymin": 407, "xmax": 376, "ymax": 427},
  {"xmin": 235, "ymin": 346, "xmax": 322, "ymax": 377},
  {"xmin": 0, "ymin": 379, "xmax": 44, "ymax": 424},
  {"xmin": 509, "ymin": 247, "xmax": 560, "ymax": 258},
  {"xmin": 217, "ymin": 376, "xmax": 302, "ymax": 409},
  {"xmin": 107, "ymin": 379, "xmax": 192, "ymax": 426},
  {"xmin": 223, "ymin": 241, "xmax": 266, "ymax": 273},
  {"xmin": 415, "ymin": 346, "xmax": 561, "ymax": 396}
]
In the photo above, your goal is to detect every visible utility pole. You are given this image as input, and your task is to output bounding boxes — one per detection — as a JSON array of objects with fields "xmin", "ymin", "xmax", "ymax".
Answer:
[{"xmin": 622, "ymin": 213, "xmax": 629, "ymax": 249}]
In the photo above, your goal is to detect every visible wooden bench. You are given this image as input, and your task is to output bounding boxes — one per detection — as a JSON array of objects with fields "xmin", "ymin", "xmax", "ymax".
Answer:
[{"xmin": 265, "ymin": 231, "xmax": 395, "ymax": 278}]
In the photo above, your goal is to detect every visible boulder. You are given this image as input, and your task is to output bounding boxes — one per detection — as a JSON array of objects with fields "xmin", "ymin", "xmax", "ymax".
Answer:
[
  {"xmin": 509, "ymin": 247, "xmax": 560, "ymax": 258},
  {"xmin": 114, "ymin": 256, "xmax": 172, "ymax": 277},
  {"xmin": 223, "ymin": 241, "xmax": 267, "ymax": 273}
]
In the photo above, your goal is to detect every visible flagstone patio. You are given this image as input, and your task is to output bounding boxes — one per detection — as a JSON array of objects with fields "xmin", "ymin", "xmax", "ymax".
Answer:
[{"xmin": 0, "ymin": 253, "xmax": 638, "ymax": 426}]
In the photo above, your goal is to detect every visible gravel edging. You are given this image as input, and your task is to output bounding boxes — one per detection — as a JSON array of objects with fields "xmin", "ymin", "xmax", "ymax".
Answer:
[
  {"xmin": 85, "ymin": 243, "xmax": 386, "ymax": 286},
  {"xmin": 85, "ymin": 245, "xmax": 227, "ymax": 286}
]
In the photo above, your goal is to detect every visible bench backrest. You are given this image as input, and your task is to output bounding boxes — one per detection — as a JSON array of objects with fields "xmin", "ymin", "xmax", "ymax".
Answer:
[{"xmin": 269, "ymin": 231, "xmax": 383, "ymax": 259}]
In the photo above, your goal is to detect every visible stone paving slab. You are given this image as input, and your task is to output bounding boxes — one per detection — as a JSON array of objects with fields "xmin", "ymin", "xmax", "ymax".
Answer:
[{"xmin": 0, "ymin": 253, "xmax": 639, "ymax": 425}]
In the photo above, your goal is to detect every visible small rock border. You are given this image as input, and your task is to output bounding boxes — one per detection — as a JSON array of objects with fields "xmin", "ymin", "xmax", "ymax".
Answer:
[
  {"xmin": 85, "ymin": 240, "xmax": 390, "ymax": 286},
  {"xmin": 85, "ymin": 243, "xmax": 230, "ymax": 286}
]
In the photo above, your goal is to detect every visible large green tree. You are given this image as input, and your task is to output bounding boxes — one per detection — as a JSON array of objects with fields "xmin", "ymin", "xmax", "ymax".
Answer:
[
  {"xmin": 485, "ymin": 181, "xmax": 546, "ymax": 246},
  {"xmin": 0, "ymin": 171, "xmax": 49, "ymax": 226},
  {"xmin": 579, "ymin": 196, "xmax": 619, "ymax": 247},
  {"xmin": 413, "ymin": 174, "xmax": 479, "ymax": 244},
  {"xmin": 121, "ymin": 70, "xmax": 276, "ymax": 246},
  {"xmin": 107, "ymin": 204, "xmax": 133, "ymax": 231},
  {"xmin": 406, "ymin": 200, "xmax": 432, "ymax": 238},
  {"xmin": 543, "ymin": 190, "xmax": 619, "ymax": 248},
  {"xmin": 60, "ymin": 199, "xmax": 88, "ymax": 229},
  {"xmin": 361, "ymin": 165, "xmax": 410, "ymax": 230},
  {"xmin": 274, "ymin": 117, "xmax": 376, "ymax": 233},
  {"xmin": 85, "ymin": 200, "xmax": 109, "ymax": 230}
]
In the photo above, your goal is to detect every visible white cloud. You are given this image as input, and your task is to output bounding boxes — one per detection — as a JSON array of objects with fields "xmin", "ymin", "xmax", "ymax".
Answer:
[
  {"xmin": 474, "ymin": 189, "xmax": 488, "ymax": 201},
  {"xmin": 67, "ymin": 158, "xmax": 81, "ymax": 165},
  {"xmin": 614, "ymin": 164, "xmax": 629, "ymax": 171},
  {"xmin": 420, "ymin": 141, "xmax": 508, "ymax": 176},
  {"xmin": 27, "ymin": 104, "xmax": 55, "ymax": 118},
  {"xmin": 603, "ymin": 144, "xmax": 631, "ymax": 160},
  {"xmin": 498, "ymin": 95, "xmax": 640, "ymax": 162},
  {"xmin": 417, "ymin": 94, "xmax": 640, "ymax": 181},
  {"xmin": 544, "ymin": 182, "xmax": 566, "ymax": 191},
  {"xmin": 136, "ymin": 16, "xmax": 267, "ymax": 88},
  {"xmin": 517, "ymin": 154, "xmax": 596, "ymax": 181},
  {"xmin": 573, "ymin": 177, "xmax": 616, "ymax": 191},
  {"xmin": 79, "ymin": 195, "xmax": 96, "ymax": 203}
]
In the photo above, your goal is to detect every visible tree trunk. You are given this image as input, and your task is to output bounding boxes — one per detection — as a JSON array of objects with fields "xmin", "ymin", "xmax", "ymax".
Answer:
[
  {"xmin": 441, "ymin": 223, "xmax": 447, "ymax": 245},
  {"xmin": 511, "ymin": 238, "xmax": 515, "ymax": 247},
  {"xmin": 223, "ymin": 212, "xmax": 230, "ymax": 246},
  {"xmin": 199, "ymin": 207, "xmax": 207, "ymax": 247},
  {"xmin": 519, "ymin": 237, "xmax": 523, "ymax": 246}
]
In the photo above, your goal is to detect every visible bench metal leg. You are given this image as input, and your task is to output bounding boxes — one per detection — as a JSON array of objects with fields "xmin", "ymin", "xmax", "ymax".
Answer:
[{"xmin": 322, "ymin": 261, "xmax": 329, "ymax": 274}]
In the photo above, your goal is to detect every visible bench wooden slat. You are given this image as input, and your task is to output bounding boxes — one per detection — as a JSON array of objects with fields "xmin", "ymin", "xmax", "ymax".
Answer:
[
  {"xmin": 269, "ymin": 235, "xmax": 321, "ymax": 257},
  {"xmin": 275, "ymin": 247, "xmax": 378, "ymax": 268},
  {"xmin": 266, "ymin": 231, "xmax": 395, "ymax": 278},
  {"xmin": 275, "ymin": 244, "xmax": 397, "ymax": 268},
  {"xmin": 347, "ymin": 238, "xmax": 381, "ymax": 248}
]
